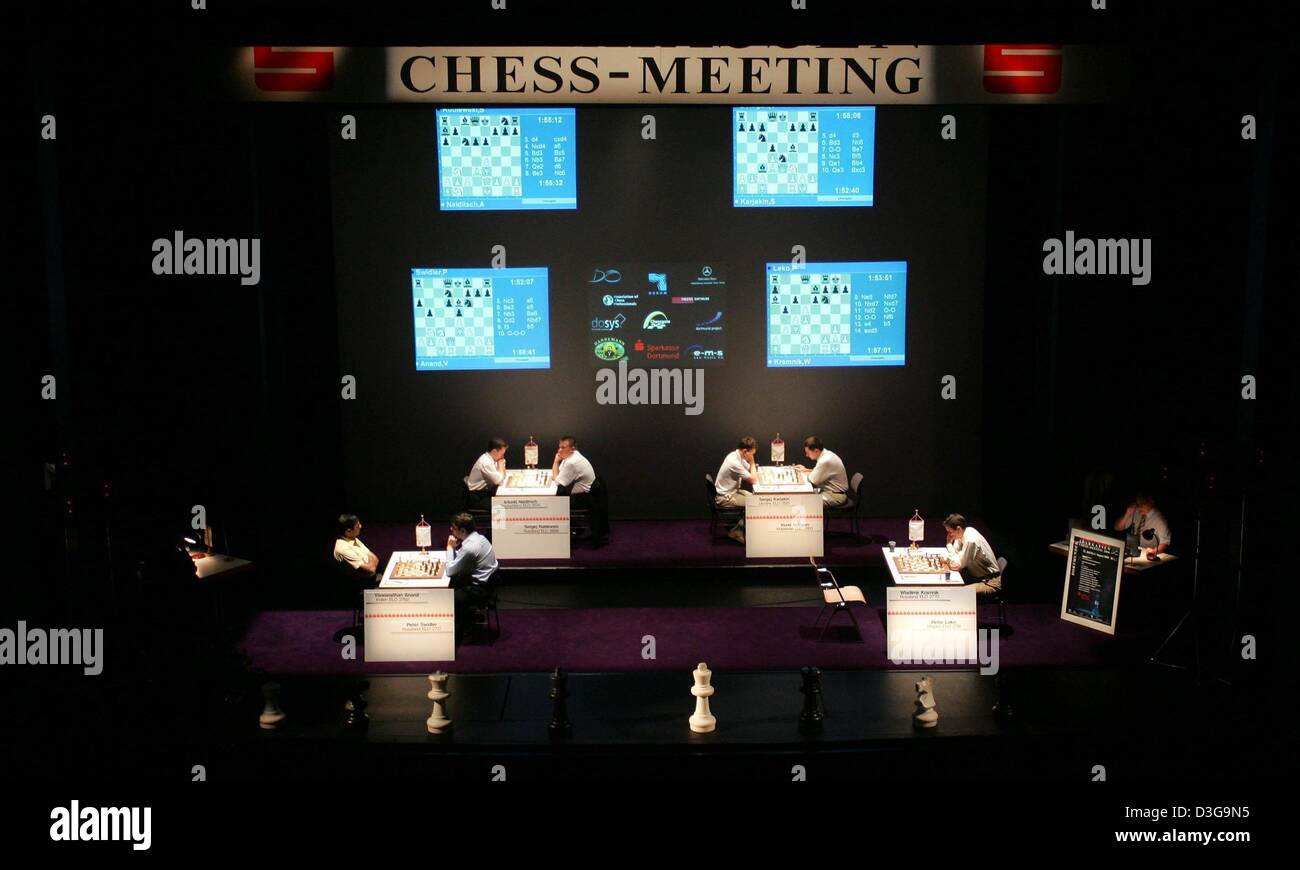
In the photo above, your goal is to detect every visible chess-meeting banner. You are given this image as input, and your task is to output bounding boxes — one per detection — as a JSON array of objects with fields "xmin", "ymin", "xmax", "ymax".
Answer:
[
  {"xmin": 886, "ymin": 586, "xmax": 978, "ymax": 666},
  {"xmin": 363, "ymin": 589, "xmax": 456, "ymax": 662},
  {"xmin": 491, "ymin": 496, "xmax": 571, "ymax": 559},
  {"xmin": 745, "ymin": 493, "xmax": 824, "ymax": 558},
  {"xmin": 1060, "ymin": 529, "xmax": 1125, "ymax": 634}
]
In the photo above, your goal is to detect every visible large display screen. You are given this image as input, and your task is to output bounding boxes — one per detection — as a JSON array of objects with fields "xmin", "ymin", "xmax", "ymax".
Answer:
[
  {"xmin": 587, "ymin": 263, "xmax": 727, "ymax": 366},
  {"xmin": 437, "ymin": 108, "xmax": 577, "ymax": 210},
  {"xmin": 411, "ymin": 267, "xmax": 550, "ymax": 370},
  {"xmin": 766, "ymin": 261, "xmax": 906, "ymax": 367},
  {"xmin": 733, "ymin": 106, "xmax": 875, "ymax": 207}
]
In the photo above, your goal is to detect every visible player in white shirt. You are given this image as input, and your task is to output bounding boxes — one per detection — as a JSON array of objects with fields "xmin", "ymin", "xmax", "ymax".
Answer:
[
  {"xmin": 551, "ymin": 435, "xmax": 596, "ymax": 495},
  {"xmin": 333, "ymin": 513, "xmax": 379, "ymax": 581},
  {"xmin": 464, "ymin": 437, "xmax": 508, "ymax": 511},
  {"xmin": 715, "ymin": 436, "xmax": 759, "ymax": 544},
  {"xmin": 942, "ymin": 513, "xmax": 1002, "ymax": 595},
  {"xmin": 793, "ymin": 435, "xmax": 849, "ymax": 507}
]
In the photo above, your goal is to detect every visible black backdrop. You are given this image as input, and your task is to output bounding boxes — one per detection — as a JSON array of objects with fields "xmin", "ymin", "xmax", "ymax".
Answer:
[{"xmin": 330, "ymin": 105, "xmax": 989, "ymax": 519}]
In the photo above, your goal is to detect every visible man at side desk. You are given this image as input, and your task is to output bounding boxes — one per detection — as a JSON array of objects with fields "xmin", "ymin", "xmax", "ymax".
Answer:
[
  {"xmin": 1113, "ymin": 491, "xmax": 1172, "ymax": 559},
  {"xmin": 445, "ymin": 512, "xmax": 499, "ymax": 644}
]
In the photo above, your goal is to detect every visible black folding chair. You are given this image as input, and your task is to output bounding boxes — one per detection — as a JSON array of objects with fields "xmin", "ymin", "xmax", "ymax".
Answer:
[{"xmin": 809, "ymin": 558, "xmax": 867, "ymax": 643}]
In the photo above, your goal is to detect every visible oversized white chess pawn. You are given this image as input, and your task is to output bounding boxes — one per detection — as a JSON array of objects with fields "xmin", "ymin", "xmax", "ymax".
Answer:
[
  {"xmin": 427, "ymin": 672, "xmax": 452, "ymax": 734},
  {"xmin": 913, "ymin": 675, "xmax": 938, "ymax": 728},
  {"xmin": 689, "ymin": 662, "xmax": 717, "ymax": 733},
  {"xmin": 258, "ymin": 681, "xmax": 286, "ymax": 730}
]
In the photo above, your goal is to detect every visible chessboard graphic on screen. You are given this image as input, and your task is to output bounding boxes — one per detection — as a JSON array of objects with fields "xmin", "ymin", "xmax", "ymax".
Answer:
[
  {"xmin": 766, "ymin": 261, "xmax": 906, "ymax": 368},
  {"xmin": 437, "ymin": 108, "xmax": 577, "ymax": 211},
  {"xmin": 411, "ymin": 267, "xmax": 550, "ymax": 371},
  {"xmin": 587, "ymin": 263, "xmax": 727, "ymax": 367},
  {"xmin": 733, "ymin": 106, "xmax": 875, "ymax": 208}
]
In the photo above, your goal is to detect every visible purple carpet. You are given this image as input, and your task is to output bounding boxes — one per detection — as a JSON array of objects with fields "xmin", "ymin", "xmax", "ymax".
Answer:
[
  {"xmin": 238, "ymin": 604, "xmax": 1145, "ymax": 675},
  {"xmin": 359, "ymin": 517, "xmax": 957, "ymax": 568}
]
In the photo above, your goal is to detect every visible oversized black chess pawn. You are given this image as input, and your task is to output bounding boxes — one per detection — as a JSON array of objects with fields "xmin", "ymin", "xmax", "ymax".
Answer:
[
  {"xmin": 799, "ymin": 666, "xmax": 825, "ymax": 730},
  {"xmin": 548, "ymin": 667, "xmax": 572, "ymax": 736},
  {"xmin": 342, "ymin": 679, "xmax": 370, "ymax": 732}
]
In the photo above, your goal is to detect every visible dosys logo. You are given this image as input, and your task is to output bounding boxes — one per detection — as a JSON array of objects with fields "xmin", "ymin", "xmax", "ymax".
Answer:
[{"xmin": 591, "ymin": 313, "xmax": 626, "ymax": 331}]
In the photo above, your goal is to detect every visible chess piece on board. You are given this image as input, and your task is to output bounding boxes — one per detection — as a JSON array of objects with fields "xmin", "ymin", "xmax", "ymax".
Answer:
[
  {"xmin": 799, "ymin": 666, "xmax": 825, "ymax": 730},
  {"xmin": 913, "ymin": 675, "xmax": 938, "ymax": 729},
  {"xmin": 258, "ymin": 681, "xmax": 286, "ymax": 730},
  {"xmin": 548, "ymin": 667, "xmax": 572, "ymax": 736},
  {"xmin": 426, "ymin": 672, "xmax": 452, "ymax": 734},
  {"xmin": 689, "ymin": 662, "xmax": 717, "ymax": 733}
]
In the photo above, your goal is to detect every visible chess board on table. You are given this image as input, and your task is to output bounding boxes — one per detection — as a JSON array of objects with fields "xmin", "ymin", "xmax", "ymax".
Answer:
[
  {"xmin": 892, "ymin": 552, "xmax": 951, "ymax": 574},
  {"xmin": 413, "ymin": 275, "xmax": 496, "ymax": 358},
  {"xmin": 757, "ymin": 466, "xmax": 800, "ymax": 486},
  {"xmin": 503, "ymin": 469, "xmax": 552, "ymax": 489},
  {"xmin": 735, "ymin": 109, "xmax": 821, "ymax": 197},
  {"xmin": 768, "ymin": 271, "xmax": 853, "ymax": 358},
  {"xmin": 439, "ymin": 113, "xmax": 523, "ymax": 200},
  {"xmin": 753, "ymin": 464, "xmax": 813, "ymax": 493},
  {"xmin": 390, "ymin": 557, "xmax": 445, "ymax": 580}
]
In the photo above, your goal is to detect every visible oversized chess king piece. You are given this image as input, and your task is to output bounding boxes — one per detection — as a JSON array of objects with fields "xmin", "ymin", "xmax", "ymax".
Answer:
[
  {"xmin": 258, "ymin": 681, "xmax": 286, "ymax": 730},
  {"xmin": 689, "ymin": 662, "xmax": 717, "ymax": 733},
  {"xmin": 913, "ymin": 675, "xmax": 938, "ymax": 729},
  {"xmin": 426, "ymin": 672, "xmax": 452, "ymax": 734}
]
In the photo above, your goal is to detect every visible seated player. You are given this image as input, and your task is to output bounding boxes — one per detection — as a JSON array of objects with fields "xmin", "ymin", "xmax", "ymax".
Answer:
[
  {"xmin": 942, "ymin": 513, "xmax": 1002, "ymax": 595},
  {"xmin": 334, "ymin": 513, "xmax": 379, "ymax": 582},
  {"xmin": 793, "ymin": 436, "xmax": 849, "ymax": 506},
  {"xmin": 464, "ymin": 437, "xmax": 509, "ymax": 511},
  {"xmin": 550, "ymin": 435, "xmax": 596, "ymax": 497},
  {"xmin": 1113, "ymin": 491, "xmax": 1172, "ymax": 558},
  {"xmin": 445, "ymin": 512, "xmax": 499, "ymax": 644},
  {"xmin": 715, "ymin": 436, "xmax": 759, "ymax": 544}
]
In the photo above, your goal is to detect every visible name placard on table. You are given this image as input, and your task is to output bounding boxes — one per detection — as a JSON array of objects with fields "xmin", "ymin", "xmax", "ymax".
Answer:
[
  {"xmin": 492, "ymin": 495, "xmax": 571, "ymax": 559},
  {"xmin": 745, "ymin": 492, "xmax": 823, "ymax": 558},
  {"xmin": 363, "ymin": 588, "xmax": 455, "ymax": 662},
  {"xmin": 886, "ymin": 586, "xmax": 978, "ymax": 664}
]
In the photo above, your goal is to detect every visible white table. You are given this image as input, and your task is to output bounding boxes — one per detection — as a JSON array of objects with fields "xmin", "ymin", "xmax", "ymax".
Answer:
[
  {"xmin": 496, "ymin": 468, "xmax": 558, "ymax": 496},
  {"xmin": 187, "ymin": 550, "xmax": 253, "ymax": 580},
  {"xmin": 1049, "ymin": 540, "xmax": 1179, "ymax": 574},
  {"xmin": 380, "ymin": 550, "xmax": 451, "ymax": 588},
  {"xmin": 753, "ymin": 465, "xmax": 814, "ymax": 493},
  {"xmin": 882, "ymin": 546, "xmax": 963, "ymax": 586}
]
